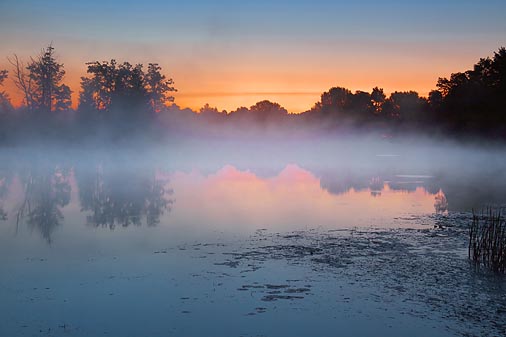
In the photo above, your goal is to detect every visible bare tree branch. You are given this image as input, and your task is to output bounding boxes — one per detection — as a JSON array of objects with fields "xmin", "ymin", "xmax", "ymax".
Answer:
[{"xmin": 7, "ymin": 54, "xmax": 34, "ymax": 110}]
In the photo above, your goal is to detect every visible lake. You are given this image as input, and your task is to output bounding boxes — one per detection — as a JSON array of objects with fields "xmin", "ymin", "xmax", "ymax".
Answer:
[{"xmin": 1, "ymin": 137, "xmax": 505, "ymax": 337}]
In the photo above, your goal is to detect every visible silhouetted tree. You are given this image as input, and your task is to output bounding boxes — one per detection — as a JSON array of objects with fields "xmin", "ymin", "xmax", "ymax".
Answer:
[
  {"xmin": 370, "ymin": 87, "xmax": 386, "ymax": 116},
  {"xmin": 199, "ymin": 103, "xmax": 226, "ymax": 124},
  {"xmin": 1, "ymin": 44, "xmax": 506, "ymax": 142},
  {"xmin": 380, "ymin": 98, "xmax": 397, "ymax": 121},
  {"xmin": 436, "ymin": 47, "xmax": 506, "ymax": 135},
  {"xmin": 26, "ymin": 45, "xmax": 72, "ymax": 112},
  {"xmin": 388, "ymin": 91, "xmax": 426, "ymax": 125},
  {"xmin": 227, "ymin": 100, "xmax": 288, "ymax": 127},
  {"xmin": 428, "ymin": 90, "xmax": 443, "ymax": 111},
  {"xmin": 199, "ymin": 103, "xmax": 219, "ymax": 116},
  {"xmin": 348, "ymin": 90, "xmax": 371, "ymax": 122},
  {"xmin": 78, "ymin": 61, "xmax": 114, "ymax": 112},
  {"xmin": 0, "ymin": 70, "xmax": 12, "ymax": 113},
  {"xmin": 490, "ymin": 48, "xmax": 506, "ymax": 90},
  {"xmin": 79, "ymin": 60, "xmax": 177, "ymax": 131},
  {"xmin": 249, "ymin": 100, "xmax": 288, "ymax": 121},
  {"xmin": 145, "ymin": 63, "xmax": 176, "ymax": 114},
  {"xmin": 8, "ymin": 55, "xmax": 35, "ymax": 110},
  {"xmin": 79, "ymin": 60, "xmax": 139, "ymax": 114},
  {"xmin": 0, "ymin": 70, "xmax": 13, "ymax": 141},
  {"xmin": 229, "ymin": 106, "xmax": 249, "ymax": 116},
  {"xmin": 319, "ymin": 87, "xmax": 353, "ymax": 116}
]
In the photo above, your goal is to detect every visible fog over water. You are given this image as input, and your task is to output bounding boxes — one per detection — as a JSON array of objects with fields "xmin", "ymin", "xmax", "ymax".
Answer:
[
  {"xmin": 2, "ymin": 134, "xmax": 506, "ymax": 244},
  {"xmin": 1, "ymin": 135, "xmax": 506, "ymax": 337},
  {"xmin": 1, "ymin": 2, "xmax": 506, "ymax": 335}
]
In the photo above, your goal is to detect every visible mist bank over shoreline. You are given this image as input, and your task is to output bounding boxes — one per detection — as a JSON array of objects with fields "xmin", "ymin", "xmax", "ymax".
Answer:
[{"xmin": 1, "ymin": 46, "xmax": 506, "ymax": 145}]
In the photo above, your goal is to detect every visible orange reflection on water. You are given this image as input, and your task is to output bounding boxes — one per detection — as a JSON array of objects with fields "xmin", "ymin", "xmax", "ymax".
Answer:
[{"xmin": 166, "ymin": 164, "xmax": 444, "ymax": 232}]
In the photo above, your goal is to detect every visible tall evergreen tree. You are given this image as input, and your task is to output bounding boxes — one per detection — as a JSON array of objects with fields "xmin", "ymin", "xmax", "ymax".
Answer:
[{"xmin": 27, "ymin": 45, "xmax": 72, "ymax": 112}]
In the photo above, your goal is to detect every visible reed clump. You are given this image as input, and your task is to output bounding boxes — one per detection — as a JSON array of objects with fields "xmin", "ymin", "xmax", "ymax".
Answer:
[{"xmin": 469, "ymin": 208, "xmax": 506, "ymax": 274}]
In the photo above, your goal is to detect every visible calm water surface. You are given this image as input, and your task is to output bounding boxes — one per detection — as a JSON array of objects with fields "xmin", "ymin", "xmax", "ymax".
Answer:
[{"xmin": 1, "ymin": 140, "xmax": 506, "ymax": 336}]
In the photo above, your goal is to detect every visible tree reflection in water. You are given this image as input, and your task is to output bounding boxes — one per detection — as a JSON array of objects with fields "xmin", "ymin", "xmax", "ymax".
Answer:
[
  {"xmin": 17, "ymin": 165, "xmax": 71, "ymax": 243},
  {"xmin": 11, "ymin": 159, "xmax": 173, "ymax": 242},
  {"xmin": 77, "ymin": 164, "xmax": 173, "ymax": 229},
  {"xmin": 0, "ymin": 165, "xmax": 13, "ymax": 221}
]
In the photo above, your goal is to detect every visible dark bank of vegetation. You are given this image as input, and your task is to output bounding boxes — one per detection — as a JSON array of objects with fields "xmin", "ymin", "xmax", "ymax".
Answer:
[{"xmin": 0, "ymin": 45, "xmax": 505, "ymax": 144}]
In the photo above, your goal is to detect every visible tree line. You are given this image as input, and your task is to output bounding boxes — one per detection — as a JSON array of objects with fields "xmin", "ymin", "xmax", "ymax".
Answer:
[{"xmin": 0, "ymin": 45, "xmax": 505, "ymax": 141}]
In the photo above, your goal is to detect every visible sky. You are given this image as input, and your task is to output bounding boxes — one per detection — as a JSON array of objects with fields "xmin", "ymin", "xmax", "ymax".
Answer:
[{"xmin": 1, "ymin": 0, "xmax": 505, "ymax": 113}]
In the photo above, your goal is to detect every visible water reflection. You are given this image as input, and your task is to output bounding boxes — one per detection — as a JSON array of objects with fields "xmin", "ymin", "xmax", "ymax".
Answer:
[
  {"xmin": 369, "ymin": 177, "xmax": 383, "ymax": 197},
  {"xmin": 0, "ymin": 172, "xmax": 9, "ymax": 221},
  {"xmin": 2, "ymin": 152, "xmax": 506, "ymax": 243},
  {"xmin": 15, "ymin": 165, "xmax": 71, "ymax": 243},
  {"xmin": 3, "ymin": 159, "xmax": 173, "ymax": 242},
  {"xmin": 77, "ymin": 165, "xmax": 173, "ymax": 229},
  {"xmin": 318, "ymin": 171, "xmax": 369, "ymax": 196},
  {"xmin": 434, "ymin": 191, "xmax": 449, "ymax": 214},
  {"xmin": 167, "ymin": 165, "xmax": 442, "ymax": 231}
]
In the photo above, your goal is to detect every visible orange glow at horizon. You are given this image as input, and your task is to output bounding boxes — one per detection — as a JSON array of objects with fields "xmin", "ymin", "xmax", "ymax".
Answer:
[
  {"xmin": 0, "ymin": 45, "xmax": 490, "ymax": 113},
  {"xmin": 0, "ymin": 70, "xmax": 438, "ymax": 113},
  {"xmin": 1, "ymin": 0, "xmax": 504, "ymax": 114}
]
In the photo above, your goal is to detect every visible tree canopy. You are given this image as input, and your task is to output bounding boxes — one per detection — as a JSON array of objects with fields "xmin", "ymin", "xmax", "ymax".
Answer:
[
  {"xmin": 1, "ymin": 45, "xmax": 506, "ymax": 141},
  {"xmin": 7, "ymin": 45, "xmax": 72, "ymax": 113},
  {"xmin": 79, "ymin": 60, "xmax": 176, "ymax": 115}
]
